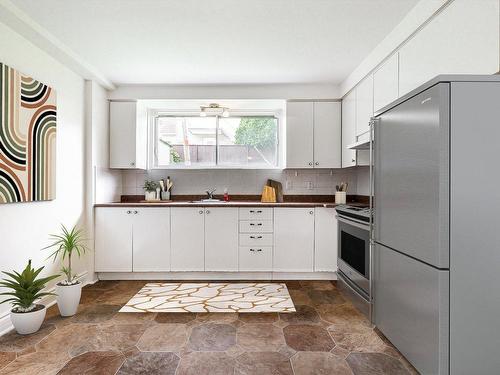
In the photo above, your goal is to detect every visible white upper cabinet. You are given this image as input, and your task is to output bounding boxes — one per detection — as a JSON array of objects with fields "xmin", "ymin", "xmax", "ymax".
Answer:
[
  {"xmin": 286, "ymin": 101, "xmax": 341, "ymax": 169},
  {"xmin": 286, "ymin": 102, "xmax": 314, "ymax": 168},
  {"xmin": 132, "ymin": 208, "xmax": 171, "ymax": 272},
  {"xmin": 313, "ymin": 102, "xmax": 341, "ymax": 168},
  {"xmin": 95, "ymin": 208, "xmax": 133, "ymax": 272},
  {"xmin": 274, "ymin": 208, "xmax": 314, "ymax": 272},
  {"xmin": 314, "ymin": 208, "xmax": 338, "ymax": 272},
  {"xmin": 355, "ymin": 75, "xmax": 374, "ymax": 136},
  {"xmin": 205, "ymin": 208, "xmax": 239, "ymax": 271},
  {"xmin": 373, "ymin": 53, "xmax": 399, "ymax": 112},
  {"xmin": 341, "ymin": 90, "xmax": 356, "ymax": 168},
  {"xmin": 171, "ymin": 207, "xmax": 205, "ymax": 271},
  {"xmin": 109, "ymin": 101, "xmax": 147, "ymax": 169},
  {"xmin": 398, "ymin": 0, "xmax": 499, "ymax": 96}
]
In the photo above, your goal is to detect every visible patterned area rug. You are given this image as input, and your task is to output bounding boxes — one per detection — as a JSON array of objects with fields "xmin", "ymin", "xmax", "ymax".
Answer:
[{"xmin": 120, "ymin": 283, "xmax": 296, "ymax": 313}]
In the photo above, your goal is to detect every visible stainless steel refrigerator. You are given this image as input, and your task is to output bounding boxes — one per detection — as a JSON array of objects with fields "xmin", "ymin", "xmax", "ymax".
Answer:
[{"xmin": 372, "ymin": 75, "xmax": 500, "ymax": 375}]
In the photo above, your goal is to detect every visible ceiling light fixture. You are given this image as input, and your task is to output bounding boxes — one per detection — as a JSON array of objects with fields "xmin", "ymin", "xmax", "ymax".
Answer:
[{"xmin": 200, "ymin": 103, "xmax": 230, "ymax": 117}]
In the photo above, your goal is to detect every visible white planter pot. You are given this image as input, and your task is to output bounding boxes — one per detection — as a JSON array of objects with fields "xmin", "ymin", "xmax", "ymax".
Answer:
[
  {"xmin": 55, "ymin": 282, "xmax": 82, "ymax": 317},
  {"xmin": 144, "ymin": 191, "xmax": 156, "ymax": 201},
  {"xmin": 10, "ymin": 305, "xmax": 46, "ymax": 335}
]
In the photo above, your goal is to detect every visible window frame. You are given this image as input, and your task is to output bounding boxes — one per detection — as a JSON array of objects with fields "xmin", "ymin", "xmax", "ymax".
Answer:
[{"xmin": 150, "ymin": 110, "xmax": 282, "ymax": 170}]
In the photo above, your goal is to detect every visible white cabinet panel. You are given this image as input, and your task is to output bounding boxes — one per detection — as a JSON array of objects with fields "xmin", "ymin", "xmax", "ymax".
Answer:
[
  {"xmin": 239, "ymin": 247, "xmax": 273, "ymax": 272},
  {"xmin": 133, "ymin": 208, "xmax": 171, "ymax": 272},
  {"xmin": 341, "ymin": 90, "xmax": 357, "ymax": 168},
  {"xmin": 109, "ymin": 101, "xmax": 146, "ymax": 169},
  {"xmin": 205, "ymin": 208, "xmax": 238, "ymax": 271},
  {"xmin": 171, "ymin": 207, "xmax": 205, "ymax": 271},
  {"xmin": 314, "ymin": 208, "xmax": 338, "ymax": 272},
  {"xmin": 239, "ymin": 207, "xmax": 273, "ymax": 221},
  {"xmin": 239, "ymin": 233, "xmax": 273, "ymax": 247},
  {"xmin": 313, "ymin": 102, "xmax": 341, "ymax": 168},
  {"xmin": 95, "ymin": 208, "xmax": 133, "ymax": 272},
  {"xmin": 239, "ymin": 220, "xmax": 273, "ymax": 233},
  {"xmin": 373, "ymin": 53, "xmax": 399, "ymax": 112},
  {"xmin": 286, "ymin": 102, "xmax": 314, "ymax": 168},
  {"xmin": 356, "ymin": 75, "xmax": 374, "ymax": 136},
  {"xmin": 274, "ymin": 208, "xmax": 314, "ymax": 272},
  {"xmin": 399, "ymin": 0, "xmax": 499, "ymax": 97}
]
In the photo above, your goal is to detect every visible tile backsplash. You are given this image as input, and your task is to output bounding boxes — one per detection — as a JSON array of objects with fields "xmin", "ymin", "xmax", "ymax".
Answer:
[{"xmin": 120, "ymin": 168, "xmax": 364, "ymax": 197}]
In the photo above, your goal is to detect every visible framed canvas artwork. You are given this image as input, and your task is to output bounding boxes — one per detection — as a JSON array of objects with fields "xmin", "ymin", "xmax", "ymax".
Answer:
[{"xmin": 0, "ymin": 63, "xmax": 57, "ymax": 203}]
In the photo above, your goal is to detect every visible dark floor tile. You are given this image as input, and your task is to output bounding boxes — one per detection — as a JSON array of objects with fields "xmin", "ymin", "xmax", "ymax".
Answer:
[
  {"xmin": 117, "ymin": 351, "xmax": 179, "ymax": 375},
  {"xmin": 291, "ymin": 351, "xmax": 352, "ymax": 375},
  {"xmin": 307, "ymin": 289, "xmax": 346, "ymax": 307},
  {"xmin": 346, "ymin": 352, "xmax": 410, "ymax": 375},
  {"xmin": 237, "ymin": 324, "xmax": 285, "ymax": 351},
  {"xmin": 137, "ymin": 324, "xmax": 188, "ymax": 351},
  {"xmin": 188, "ymin": 323, "xmax": 236, "ymax": 351},
  {"xmin": 235, "ymin": 351, "xmax": 293, "ymax": 375},
  {"xmin": 0, "ymin": 351, "xmax": 16, "ymax": 369},
  {"xmin": 71, "ymin": 304, "xmax": 121, "ymax": 323},
  {"xmin": 238, "ymin": 312, "xmax": 278, "ymax": 324},
  {"xmin": 279, "ymin": 305, "xmax": 320, "ymax": 324},
  {"xmin": 273, "ymin": 280, "xmax": 302, "ymax": 290},
  {"xmin": 0, "ymin": 323, "xmax": 55, "ymax": 352},
  {"xmin": 288, "ymin": 290, "xmax": 313, "ymax": 306},
  {"xmin": 299, "ymin": 281, "xmax": 336, "ymax": 290},
  {"xmin": 283, "ymin": 324, "xmax": 334, "ymax": 352},
  {"xmin": 155, "ymin": 313, "xmax": 197, "ymax": 324},
  {"xmin": 57, "ymin": 351, "xmax": 125, "ymax": 375},
  {"xmin": 1, "ymin": 350, "xmax": 70, "ymax": 375},
  {"xmin": 176, "ymin": 352, "xmax": 235, "ymax": 375}
]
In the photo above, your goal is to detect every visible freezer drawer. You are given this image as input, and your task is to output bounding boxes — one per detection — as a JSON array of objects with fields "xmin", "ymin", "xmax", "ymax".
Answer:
[
  {"xmin": 374, "ymin": 83, "xmax": 449, "ymax": 268},
  {"xmin": 374, "ymin": 243, "xmax": 449, "ymax": 375}
]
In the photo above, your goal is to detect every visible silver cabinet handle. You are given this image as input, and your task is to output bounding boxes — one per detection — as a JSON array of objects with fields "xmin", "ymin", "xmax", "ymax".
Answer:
[
  {"xmin": 130, "ymin": 162, "xmax": 135, "ymax": 166},
  {"xmin": 249, "ymin": 210, "xmax": 263, "ymax": 213},
  {"xmin": 309, "ymin": 210, "xmax": 314, "ymax": 215},
  {"xmin": 134, "ymin": 210, "xmax": 138, "ymax": 214},
  {"xmin": 352, "ymin": 158, "xmax": 355, "ymax": 163},
  {"xmin": 206, "ymin": 210, "xmax": 210, "ymax": 214},
  {"xmin": 250, "ymin": 223, "xmax": 262, "ymax": 226},
  {"xmin": 308, "ymin": 162, "xmax": 313, "ymax": 166},
  {"xmin": 250, "ymin": 248, "xmax": 262, "ymax": 252},
  {"xmin": 250, "ymin": 235, "xmax": 263, "ymax": 239},
  {"xmin": 315, "ymin": 162, "xmax": 319, "ymax": 166},
  {"xmin": 198, "ymin": 210, "xmax": 204, "ymax": 214},
  {"xmin": 126, "ymin": 210, "xmax": 131, "ymax": 214}
]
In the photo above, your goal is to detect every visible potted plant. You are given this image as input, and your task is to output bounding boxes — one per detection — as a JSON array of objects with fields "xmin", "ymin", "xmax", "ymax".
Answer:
[
  {"xmin": 143, "ymin": 180, "xmax": 158, "ymax": 201},
  {"xmin": 43, "ymin": 225, "xmax": 87, "ymax": 316},
  {"xmin": 0, "ymin": 260, "xmax": 59, "ymax": 334}
]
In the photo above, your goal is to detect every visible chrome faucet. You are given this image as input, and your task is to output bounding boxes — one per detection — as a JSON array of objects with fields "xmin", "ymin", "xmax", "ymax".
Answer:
[{"xmin": 205, "ymin": 188, "xmax": 216, "ymax": 200}]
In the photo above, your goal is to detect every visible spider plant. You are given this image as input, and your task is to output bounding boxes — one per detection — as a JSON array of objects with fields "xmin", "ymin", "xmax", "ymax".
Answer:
[
  {"xmin": 43, "ymin": 225, "xmax": 87, "ymax": 285},
  {"xmin": 0, "ymin": 260, "xmax": 59, "ymax": 313}
]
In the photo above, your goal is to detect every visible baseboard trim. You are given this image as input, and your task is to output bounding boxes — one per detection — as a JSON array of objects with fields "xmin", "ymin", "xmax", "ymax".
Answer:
[
  {"xmin": 97, "ymin": 271, "xmax": 338, "ymax": 281},
  {"xmin": 0, "ymin": 271, "xmax": 91, "ymax": 337}
]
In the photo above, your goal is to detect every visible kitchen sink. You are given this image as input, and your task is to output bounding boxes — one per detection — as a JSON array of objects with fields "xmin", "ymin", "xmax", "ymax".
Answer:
[{"xmin": 189, "ymin": 199, "xmax": 225, "ymax": 203}]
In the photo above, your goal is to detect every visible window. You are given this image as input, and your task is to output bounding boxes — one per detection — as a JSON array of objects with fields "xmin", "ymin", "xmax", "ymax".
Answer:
[{"xmin": 154, "ymin": 115, "xmax": 278, "ymax": 168}]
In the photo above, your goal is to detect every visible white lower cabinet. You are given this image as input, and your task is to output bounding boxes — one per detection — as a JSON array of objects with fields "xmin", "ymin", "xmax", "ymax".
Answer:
[
  {"xmin": 95, "ymin": 208, "xmax": 170, "ymax": 272},
  {"xmin": 171, "ymin": 207, "xmax": 205, "ymax": 271},
  {"xmin": 205, "ymin": 208, "xmax": 239, "ymax": 271},
  {"xmin": 133, "ymin": 208, "xmax": 171, "ymax": 272},
  {"xmin": 314, "ymin": 208, "xmax": 338, "ymax": 272},
  {"xmin": 273, "ymin": 208, "xmax": 315, "ymax": 272},
  {"xmin": 239, "ymin": 247, "xmax": 273, "ymax": 272}
]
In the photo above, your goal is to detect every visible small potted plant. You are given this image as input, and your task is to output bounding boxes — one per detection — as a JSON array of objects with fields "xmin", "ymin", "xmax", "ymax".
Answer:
[
  {"xmin": 143, "ymin": 180, "xmax": 158, "ymax": 201},
  {"xmin": 0, "ymin": 260, "xmax": 59, "ymax": 334},
  {"xmin": 43, "ymin": 225, "xmax": 87, "ymax": 316}
]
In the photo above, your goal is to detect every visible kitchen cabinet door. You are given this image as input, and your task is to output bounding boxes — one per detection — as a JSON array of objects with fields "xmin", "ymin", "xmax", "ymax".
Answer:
[
  {"xmin": 313, "ymin": 102, "xmax": 341, "ymax": 168},
  {"xmin": 109, "ymin": 101, "xmax": 147, "ymax": 169},
  {"xmin": 398, "ymin": 0, "xmax": 499, "ymax": 97},
  {"xmin": 205, "ymin": 208, "xmax": 238, "ymax": 271},
  {"xmin": 314, "ymin": 208, "xmax": 338, "ymax": 272},
  {"xmin": 373, "ymin": 53, "xmax": 399, "ymax": 112},
  {"xmin": 171, "ymin": 207, "xmax": 205, "ymax": 271},
  {"xmin": 132, "ymin": 208, "xmax": 171, "ymax": 272},
  {"xmin": 356, "ymin": 75, "xmax": 374, "ymax": 136},
  {"xmin": 286, "ymin": 101, "xmax": 314, "ymax": 168},
  {"xmin": 94, "ymin": 208, "xmax": 133, "ymax": 272},
  {"xmin": 274, "ymin": 208, "xmax": 314, "ymax": 272},
  {"xmin": 341, "ymin": 90, "xmax": 356, "ymax": 168}
]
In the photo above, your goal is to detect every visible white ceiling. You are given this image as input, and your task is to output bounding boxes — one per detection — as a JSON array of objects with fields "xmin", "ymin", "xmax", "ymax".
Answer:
[{"xmin": 13, "ymin": 0, "xmax": 418, "ymax": 85}]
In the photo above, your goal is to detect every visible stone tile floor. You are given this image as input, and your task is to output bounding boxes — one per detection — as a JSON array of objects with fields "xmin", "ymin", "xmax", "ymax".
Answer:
[{"xmin": 0, "ymin": 280, "xmax": 419, "ymax": 374}]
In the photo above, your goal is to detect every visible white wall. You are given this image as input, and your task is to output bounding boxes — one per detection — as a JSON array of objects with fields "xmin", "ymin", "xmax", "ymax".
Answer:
[
  {"xmin": 0, "ymin": 22, "xmax": 89, "ymax": 320},
  {"xmin": 122, "ymin": 168, "xmax": 363, "ymax": 197}
]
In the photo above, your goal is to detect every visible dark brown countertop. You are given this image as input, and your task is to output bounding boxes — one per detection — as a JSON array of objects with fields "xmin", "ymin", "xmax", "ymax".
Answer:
[{"xmin": 94, "ymin": 194, "xmax": 369, "ymax": 209}]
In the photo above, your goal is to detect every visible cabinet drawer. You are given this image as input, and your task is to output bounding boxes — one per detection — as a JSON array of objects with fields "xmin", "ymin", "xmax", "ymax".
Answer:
[
  {"xmin": 239, "ymin": 220, "xmax": 273, "ymax": 233},
  {"xmin": 239, "ymin": 247, "xmax": 273, "ymax": 271},
  {"xmin": 239, "ymin": 207, "xmax": 273, "ymax": 220},
  {"xmin": 239, "ymin": 233, "xmax": 273, "ymax": 246}
]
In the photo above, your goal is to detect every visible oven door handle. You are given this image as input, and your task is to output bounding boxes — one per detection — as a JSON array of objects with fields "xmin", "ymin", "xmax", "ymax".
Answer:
[{"xmin": 336, "ymin": 215, "xmax": 370, "ymax": 230}]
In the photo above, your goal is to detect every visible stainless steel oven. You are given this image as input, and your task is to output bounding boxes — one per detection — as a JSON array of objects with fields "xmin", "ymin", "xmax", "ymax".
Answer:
[{"xmin": 335, "ymin": 205, "xmax": 371, "ymax": 316}]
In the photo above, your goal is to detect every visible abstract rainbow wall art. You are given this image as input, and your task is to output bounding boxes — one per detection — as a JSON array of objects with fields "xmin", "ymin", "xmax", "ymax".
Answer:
[{"xmin": 0, "ymin": 63, "xmax": 57, "ymax": 203}]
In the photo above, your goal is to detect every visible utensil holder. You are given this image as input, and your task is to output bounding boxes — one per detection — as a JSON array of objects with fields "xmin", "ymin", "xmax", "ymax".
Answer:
[
  {"xmin": 335, "ymin": 191, "xmax": 346, "ymax": 204},
  {"xmin": 161, "ymin": 191, "xmax": 171, "ymax": 201}
]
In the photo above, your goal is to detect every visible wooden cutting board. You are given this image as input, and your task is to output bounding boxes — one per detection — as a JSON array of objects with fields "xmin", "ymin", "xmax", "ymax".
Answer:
[{"xmin": 267, "ymin": 179, "xmax": 283, "ymax": 202}]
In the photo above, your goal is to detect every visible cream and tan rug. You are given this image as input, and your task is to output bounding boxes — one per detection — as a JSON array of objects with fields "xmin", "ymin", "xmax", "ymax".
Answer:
[{"xmin": 120, "ymin": 283, "xmax": 296, "ymax": 313}]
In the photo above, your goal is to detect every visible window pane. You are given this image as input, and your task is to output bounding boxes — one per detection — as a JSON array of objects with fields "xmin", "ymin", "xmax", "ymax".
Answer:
[
  {"xmin": 156, "ymin": 117, "xmax": 217, "ymax": 166},
  {"xmin": 218, "ymin": 117, "xmax": 278, "ymax": 167}
]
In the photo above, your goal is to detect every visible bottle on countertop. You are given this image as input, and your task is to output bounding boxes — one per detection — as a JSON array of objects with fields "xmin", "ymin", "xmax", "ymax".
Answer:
[{"xmin": 224, "ymin": 188, "xmax": 230, "ymax": 202}]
